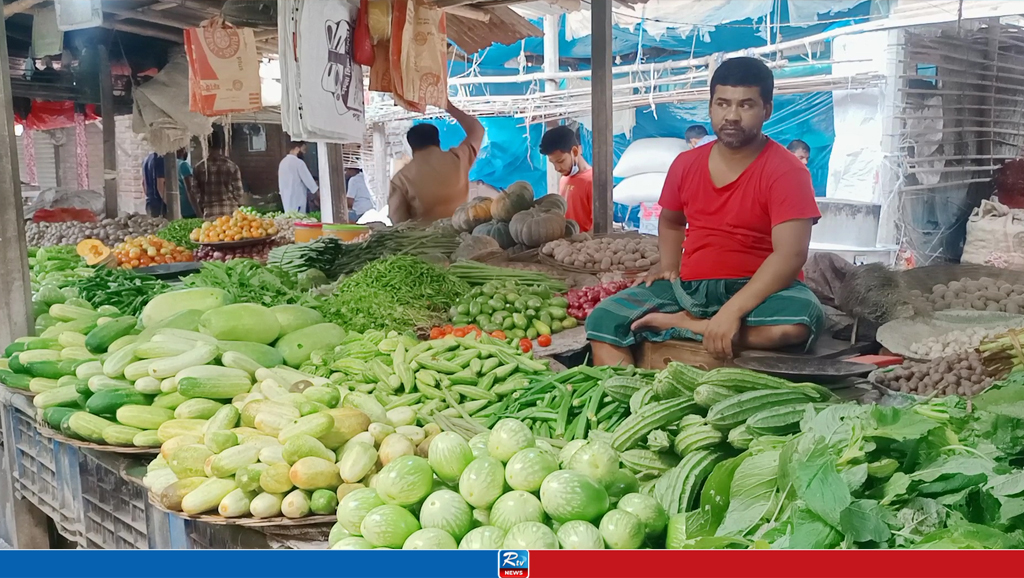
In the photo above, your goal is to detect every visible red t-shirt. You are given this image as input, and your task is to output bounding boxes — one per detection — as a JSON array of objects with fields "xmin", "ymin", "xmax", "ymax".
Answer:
[
  {"xmin": 560, "ymin": 168, "xmax": 593, "ymax": 232},
  {"xmin": 658, "ymin": 139, "xmax": 820, "ymax": 282}
]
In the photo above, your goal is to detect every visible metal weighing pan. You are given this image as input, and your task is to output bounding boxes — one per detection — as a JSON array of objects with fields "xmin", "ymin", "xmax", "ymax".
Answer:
[{"xmin": 733, "ymin": 356, "xmax": 877, "ymax": 384}]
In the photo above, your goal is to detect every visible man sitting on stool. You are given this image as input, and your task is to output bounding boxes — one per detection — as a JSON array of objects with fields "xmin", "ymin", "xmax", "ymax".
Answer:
[{"xmin": 585, "ymin": 57, "xmax": 825, "ymax": 366}]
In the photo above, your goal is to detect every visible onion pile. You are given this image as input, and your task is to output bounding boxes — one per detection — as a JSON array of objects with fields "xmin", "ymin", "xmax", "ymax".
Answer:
[
  {"xmin": 194, "ymin": 239, "xmax": 283, "ymax": 263},
  {"xmin": 567, "ymin": 279, "xmax": 633, "ymax": 320}
]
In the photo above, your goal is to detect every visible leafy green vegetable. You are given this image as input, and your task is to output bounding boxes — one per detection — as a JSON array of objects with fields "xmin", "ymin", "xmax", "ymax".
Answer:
[
  {"xmin": 181, "ymin": 259, "xmax": 322, "ymax": 309},
  {"xmin": 790, "ymin": 436, "xmax": 850, "ymax": 527},
  {"xmin": 156, "ymin": 218, "xmax": 204, "ymax": 250},
  {"xmin": 716, "ymin": 450, "xmax": 779, "ymax": 537},
  {"xmin": 839, "ymin": 499, "xmax": 892, "ymax": 544}
]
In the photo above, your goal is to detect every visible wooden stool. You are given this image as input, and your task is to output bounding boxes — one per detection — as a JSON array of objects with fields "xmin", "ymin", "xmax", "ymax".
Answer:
[{"xmin": 636, "ymin": 340, "xmax": 734, "ymax": 371}]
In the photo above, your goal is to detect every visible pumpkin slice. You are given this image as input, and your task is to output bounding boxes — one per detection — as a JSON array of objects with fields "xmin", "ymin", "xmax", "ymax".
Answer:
[{"xmin": 76, "ymin": 239, "xmax": 113, "ymax": 266}]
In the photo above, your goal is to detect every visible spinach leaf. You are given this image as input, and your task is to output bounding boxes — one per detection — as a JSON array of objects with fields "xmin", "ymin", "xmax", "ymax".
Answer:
[
  {"xmin": 790, "ymin": 436, "xmax": 851, "ymax": 527},
  {"xmin": 716, "ymin": 450, "xmax": 780, "ymax": 538},
  {"xmin": 840, "ymin": 499, "xmax": 893, "ymax": 544}
]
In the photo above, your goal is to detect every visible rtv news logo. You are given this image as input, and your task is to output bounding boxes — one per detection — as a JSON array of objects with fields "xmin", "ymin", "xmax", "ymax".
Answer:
[{"xmin": 498, "ymin": 550, "xmax": 529, "ymax": 578}]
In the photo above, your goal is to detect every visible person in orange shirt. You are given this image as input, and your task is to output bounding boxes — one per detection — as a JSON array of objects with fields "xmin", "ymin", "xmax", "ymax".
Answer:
[{"xmin": 540, "ymin": 126, "xmax": 593, "ymax": 232}]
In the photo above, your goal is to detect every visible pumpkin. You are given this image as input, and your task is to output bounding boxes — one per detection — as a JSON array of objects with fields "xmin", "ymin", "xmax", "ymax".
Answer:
[
  {"xmin": 509, "ymin": 208, "xmax": 566, "ymax": 248},
  {"xmin": 472, "ymin": 220, "xmax": 516, "ymax": 249},
  {"xmin": 533, "ymin": 194, "xmax": 567, "ymax": 215},
  {"xmin": 451, "ymin": 197, "xmax": 493, "ymax": 232},
  {"xmin": 491, "ymin": 181, "xmax": 535, "ymax": 222},
  {"xmin": 564, "ymin": 219, "xmax": 580, "ymax": 237},
  {"xmin": 76, "ymin": 239, "xmax": 112, "ymax": 266}
]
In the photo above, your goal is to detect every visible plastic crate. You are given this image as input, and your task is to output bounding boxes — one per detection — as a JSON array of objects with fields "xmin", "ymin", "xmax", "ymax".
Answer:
[
  {"xmin": 184, "ymin": 520, "xmax": 271, "ymax": 549},
  {"xmin": 1, "ymin": 400, "xmax": 81, "ymax": 541},
  {"xmin": 77, "ymin": 450, "xmax": 148, "ymax": 549}
]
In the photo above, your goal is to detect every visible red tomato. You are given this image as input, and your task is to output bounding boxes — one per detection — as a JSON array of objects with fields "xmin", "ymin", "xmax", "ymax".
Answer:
[
  {"xmin": 519, "ymin": 338, "xmax": 533, "ymax": 353},
  {"xmin": 537, "ymin": 334, "xmax": 552, "ymax": 347},
  {"xmin": 491, "ymin": 330, "xmax": 506, "ymax": 340},
  {"xmin": 442, "ymin": 325, "xmax": 455, "ymax": 335},
  {"xmin": 429, "ymin": 327, "xmax": 444, "ymax": 340},
  {"xmin": 453, "ymin": 327, "xmax": 469, "ymax": 338}
]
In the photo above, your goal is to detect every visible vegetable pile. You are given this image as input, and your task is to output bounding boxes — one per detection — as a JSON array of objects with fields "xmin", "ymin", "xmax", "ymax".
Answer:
[
  {"xmin": 156, "ymin": 218, "xmax": 205, "ymax": 250},
  {"xmin": 909, "ymin": 277, "xmax": 1024, "ymax": 314},
  {"xmin": 113, "ymin": 235, "xmax": 194, "ymax": 269},
  {"xmin": 299, "ymin": 329, "xmax": 550, "ymax": 424},
  {"xmin": 194, "ymin": 240, "xmax": 281, "ymax": 263},
  {"xmin": 181, "ymin": 259, "xmax": 323, "ymax": 309},
  {"xmin": 70, "ymin": 267, "xmax": 171, "ymax": 317},
  {"xmin": 567, "ymin": 279, "xmax": 633, "ymax": 320},
  {"xmin": 908, "ymin": 325, "xmax": 1016, "ymax": 360},
  {"xmin": 191, "ymin": 210, "xmax": 279, "ymax": 244},
  {"xmin": 27, "ymin": 215, "xmax": 167, "ymax": 247},
  {"xmin": 29, "ymin": 246, "xmax": 92, "ymax": 296},
  {"xmin": 541, "ymin": 234, "xmax": 660, "ymax": 272},
  {"xmin": 319, "ymin": 256, "xmax": 468, "ymax": 333},
  {"xmin": 444, "ymin": 281, "xmax": 573, "ymax": 340},
  {"xmin": 269, "ymin": 224, "xmax": 461, "ymax": 280},
  {"xmin": 873, "ymin": 351, "xmax": 994, "ymax": 397}
]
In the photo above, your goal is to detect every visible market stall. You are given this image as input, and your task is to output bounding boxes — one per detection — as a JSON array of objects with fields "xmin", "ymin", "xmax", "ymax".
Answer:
[{"xmin": 7, "ymin": 0, "xmax": 1024, "ymax": 556}]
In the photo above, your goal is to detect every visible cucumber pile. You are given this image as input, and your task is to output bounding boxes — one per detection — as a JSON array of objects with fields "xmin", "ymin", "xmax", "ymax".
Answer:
[{"xmin": 447, "ymin": 281, "xmax": 575, "ymax": 339}]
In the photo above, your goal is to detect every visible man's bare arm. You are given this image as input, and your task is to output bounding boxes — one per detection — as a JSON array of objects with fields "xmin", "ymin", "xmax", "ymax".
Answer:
[
  {"xmin": 641, "ymin": 208, "xmax": 686, "ymax": 285},
  {"xmin": 446, "ymin": 100, "xmax": 484, "ymax": 152}
]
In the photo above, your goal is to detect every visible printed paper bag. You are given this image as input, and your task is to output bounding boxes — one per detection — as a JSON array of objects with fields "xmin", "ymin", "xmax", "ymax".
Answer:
[
  {"xmin": 389, "ymin": 0, "xmax": 447, "ymax": 113},
  {"xmin": 185, "ymin": 18, "xmax": 262, "ymax": 116}
]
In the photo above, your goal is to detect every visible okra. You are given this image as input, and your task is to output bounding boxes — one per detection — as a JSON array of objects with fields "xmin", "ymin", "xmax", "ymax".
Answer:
[
  {"xmin": 451, "ymin": 385, "xmax": 498, "ymax": 403},
  {"xmin": 480, "ymin": 358, "xmax": 501, "ymax": 375},
  {"xmin": 416, "ymin": 356, "xmax": 464, "ymax": 375},
  {"xmin": 477, "ymin": 372, "xmax": 497, "ymax": 392},
  {"xmin": 451, "ymin": 350, "xmax": 481, "ymax": 367},
  {"xmin": 448, "ymin": 371, "xmax": 478, "ymax": 386}
]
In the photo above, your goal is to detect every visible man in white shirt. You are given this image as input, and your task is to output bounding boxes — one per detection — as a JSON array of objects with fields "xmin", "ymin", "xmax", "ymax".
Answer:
[
  {"xmin": 345, "ymin": 168, "xmax": 375, "ymax": 222},
  {"xmin": 278, "ymin": 141, "xmax": 318, "ymax": 213}
]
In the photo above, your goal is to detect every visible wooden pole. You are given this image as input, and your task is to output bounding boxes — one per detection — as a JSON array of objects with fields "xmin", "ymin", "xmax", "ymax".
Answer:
[
  {"xmin": 372, "ymin": 123, "xmax": 389, "ymax": 209},
  {"xmin": 0, "ymin": 8, "xmax": 51, "ymax": 549},
  {"xmin": 99, "ymin": 45, "xmax": 118, "ymax": 218},
  {"xmin": 323, "ymin": 143, "xmax": 348, "ymax": 224},
  {"xmin": 543, "ymin": 14, "xmax": 561, "ymax": 197},
  {"xmin": 591, "ymin": 0, "xmax": 613, "ymax": 235},
  {"xmin": 164, "ymin": 152, "xmax": 181, "ymax": 220}
]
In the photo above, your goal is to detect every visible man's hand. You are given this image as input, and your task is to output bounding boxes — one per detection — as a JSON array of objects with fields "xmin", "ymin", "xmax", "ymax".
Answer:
[
  {"xmin": 703, "ymin": 307, "xmax": 743, "ymax": 359},
  {"xmin": 636, "ymin": 265, "xmax": 679, "ymax": 287}
]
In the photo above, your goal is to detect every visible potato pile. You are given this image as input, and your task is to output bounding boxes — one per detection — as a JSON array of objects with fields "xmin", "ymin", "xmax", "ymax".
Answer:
[
  {"xmin": 540, "ymin": 235, "xmax": 660, "ymax": 271},
  {"xmin": 908, "ymin": 326, "xmax": 1016, "ymax": 359},
  {"xmin": 909, "ymin": 277, "xmax": 1024, "ymax": 314},
  {"xmin": 874, "ymin": 350, "xmax": 993, "ymax": 397},
  {"xmin": 27, "ymin": 215, "xmax": 167, "ymax": 247}
]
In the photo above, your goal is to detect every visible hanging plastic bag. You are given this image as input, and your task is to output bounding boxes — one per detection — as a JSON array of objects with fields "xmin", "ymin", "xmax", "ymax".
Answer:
[
  {"xmin": 389, "ymin": 0, "xmax": 447, "ymax": 113},
  {"xmin": 353, "ymin": 0, "xmax": 376, "ymax": 67},
  {"xmin": 184, "ymin": 17, "xmax": 262, "ymax": 116}
]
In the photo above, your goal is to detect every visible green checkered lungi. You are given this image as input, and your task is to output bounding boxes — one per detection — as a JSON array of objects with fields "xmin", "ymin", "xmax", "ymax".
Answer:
[{"xmin": 585, "ymin": 278, "xmax": 825, "ymax": 348}]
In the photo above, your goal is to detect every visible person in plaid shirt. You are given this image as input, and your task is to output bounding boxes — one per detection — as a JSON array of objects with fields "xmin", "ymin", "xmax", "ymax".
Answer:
[{"xmin": 193, "ymin": 131, "xmax": 243, "ymax": 218}]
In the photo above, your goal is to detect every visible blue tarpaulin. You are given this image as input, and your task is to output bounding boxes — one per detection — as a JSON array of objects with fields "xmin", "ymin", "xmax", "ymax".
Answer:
[{"xmin": 414, "ymin": 1, "xmax": 874, "ymax": 224}]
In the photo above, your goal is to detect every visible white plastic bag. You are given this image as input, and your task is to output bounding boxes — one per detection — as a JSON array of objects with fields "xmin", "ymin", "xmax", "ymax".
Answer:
[
  {"xmin": 613, "ymin": 138, "xmax": 690, "ymax": 178},
  {"xmin": 613, "ymin": 172, "xmax": 667, "ymax": 206},
  {"xmin": 962, "ymin": 198, "xmax": 1024, "ymax": 270}
]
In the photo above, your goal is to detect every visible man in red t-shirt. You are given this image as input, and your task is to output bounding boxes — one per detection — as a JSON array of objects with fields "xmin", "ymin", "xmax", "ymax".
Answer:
[
  {"xmin": 540, "ymin": 126, "xmax": 593, "ymax": 232},
  {"xmin": 586, "ymin": 57, "xmax": 824, "ymax": 365}
]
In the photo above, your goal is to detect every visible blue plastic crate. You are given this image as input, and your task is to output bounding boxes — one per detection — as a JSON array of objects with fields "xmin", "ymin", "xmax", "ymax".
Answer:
[
  {"xmin": 77, "ymin": 450, "xmax": 148, "ymax": 549},
  {"xmin": 1, "ymin": 398, "xmax": 80, "ymax": 541}
]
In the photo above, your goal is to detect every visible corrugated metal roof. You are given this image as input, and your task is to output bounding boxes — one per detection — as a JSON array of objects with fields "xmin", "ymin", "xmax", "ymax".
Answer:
[{"xmin": 446, "ymin": 5, "xmax": 543, "ymax": 54}]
